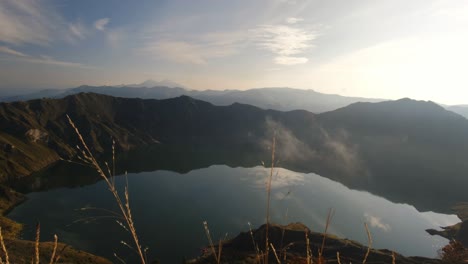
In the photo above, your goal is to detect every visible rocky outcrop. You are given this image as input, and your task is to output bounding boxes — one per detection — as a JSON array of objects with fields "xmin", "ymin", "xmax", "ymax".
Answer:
[
  {"xmin": 427, "ymin": 203, "xmax": 468, "ymax": 247},
  {"xmin": 25, "ymin": 128, "xmax": 49, "ymax": 143},
  {"xmin": 190, "ymin": 223, "xmax": 442, "ymax": 264}
]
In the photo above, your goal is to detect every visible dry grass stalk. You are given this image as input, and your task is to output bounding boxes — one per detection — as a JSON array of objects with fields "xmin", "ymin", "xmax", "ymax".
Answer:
[
  {"xmin": 35, "ymin": 223, "xmax": 40, "ymax": 264},
  {"xmin": 305, "ymin": 228, "xmax": 312, "ymax": 264},
  {"xmin": 247, "ymin": 222, "xmax": 262, "ymax": 264},
  {"xmin": 265, "ymin": 134, "xmax": 276, "ymax": 264},
  {"xmin": 218, "ymin": 233, "xmax": 227, "ymax": 263},
  {"xmin": 247, "ymin": 222, "xmax": 261, "ymax": 264},
  {"xmin": 279, "ymin": 208, "xmax": 289, "ymax": 261},
  {"xmin": 144, "ymin": 247, "xmax": 149, "ymax": 264},
  {"xmin": 67, "ymin": 115, "xmax": 146, "ymax": 263},
  {"xmin": 319, "ymin": 208, "xmax": 335, "ymax": 263},
  {"xmin": 270, "ymin": 243, "xmax": 281, "ymax": 264},
  {"xmin": 0, "ymin": 227, "xmax": 9, "ymax": 264},
  {"xmin": 391, "ymin": 251, "xmax": 396, "ymax": 264},
  {"xmin": 362, "ymin": 222, "xmax": 373, "ymax": 264},
  {"xmin": 203, "ymin": 221, "xmax": 221, "ymax": 264},
  {"xmin": 112, "ymin": 139, "xmax": 116, "ymax": 186},
  {"xmin": 113, "ymin": 253, "xmax": 127, "ymax": 264},
  {"xmin": 336, "ymin": 252, "xmax": 342, "ymax": 264},
  {"xmin": 217, "ymin": 238, "xmax": 223, "ymax": 264},
  {"xmin": 218, "ymin": 233, "xmax": 227, "ymax": 264},
  {"xmin": 48, "ymin": 234, "xmax": 58, "ymax": 264},
  {"xmin": 53, "ymin": 244, "xmax": 68, "ymax": 263}
]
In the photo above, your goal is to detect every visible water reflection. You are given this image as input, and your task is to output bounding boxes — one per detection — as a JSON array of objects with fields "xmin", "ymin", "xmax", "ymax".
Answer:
[
  {"xmin": 9, "ymin": 165, "xmax": 459, "ymax": 263},
  {"xmin": 14, "ymin": 144, "xmax": 468, "ymax": 215}
]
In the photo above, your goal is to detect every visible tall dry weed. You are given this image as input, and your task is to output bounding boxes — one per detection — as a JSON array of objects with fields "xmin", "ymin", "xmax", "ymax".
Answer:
[
  {"xmin": 265, "ymin": 134, "xmax": 276, "ymax": 264},
  {"xmin": 67, "ymin": 115, "xmax": 146, "ymax": 263}
]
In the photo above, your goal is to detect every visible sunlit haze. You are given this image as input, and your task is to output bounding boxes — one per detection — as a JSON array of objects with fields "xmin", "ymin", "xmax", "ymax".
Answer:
[{"xmin": 0, "ymin": 0, "xmax": 467, "ymax": 104}]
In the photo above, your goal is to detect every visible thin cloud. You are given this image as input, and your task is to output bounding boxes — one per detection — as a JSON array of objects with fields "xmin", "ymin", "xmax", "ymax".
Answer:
[
  {"xmin": 36, "ymin": 55, "xmax": 87, "ymax": 67},
  {"xmin": 274, "ymin": 56, "xmax": 308, "ymax": 65},
  {"xmin": 0, "ymin": 53, "xmax": 94, "ymax": 69},
  {"xmin": 107, "ymin": 28, "xmax": 127, "ymax": 49},
  {"xmin": 143, "ymin": 41, "xmax": 207, "ymax": 64},
  {"xmin": 286, "ymin": 17, "xmax": 303, "ymax": 24},
  {"xmin": 94, "ymin": 18, "xmax": 110, "ymax": 31},
  {"xmin": 0, "ymin": 0, "xmax": 64, "ymax": 45},
  {"xmin": 364, "ymin": 213, "xmax": 391, "ymax": 232},
  {"xmin": 0, "ymin": 0, "xmax": 95, "ymax": 45},
  {"xmin": 140, "ymin": 31, "xmax": 246, "ymax": 64},
  {"xmin": 69, "ymin": 21, "xmax": 88, "ymax": 40},
  {"xmin": 253, "ymin": 24, "xmax": 316, "ymax": 65},
  {"xmin": 0, "ymin": 46, "xmax": 28, "ymax": 57}
]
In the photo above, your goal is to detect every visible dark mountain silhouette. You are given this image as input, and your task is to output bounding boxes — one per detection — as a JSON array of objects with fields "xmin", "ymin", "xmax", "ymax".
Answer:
[
  {"xmin": 0, "ymin": 85, "xmax": 383, "ymax": 113},
  {"xmin": 3, "ymin": 84, "xmax": 468, "ymax": 119},
  {"xmin": 1, "ymin": 93, "xmax": 468, "ymax": 213}
]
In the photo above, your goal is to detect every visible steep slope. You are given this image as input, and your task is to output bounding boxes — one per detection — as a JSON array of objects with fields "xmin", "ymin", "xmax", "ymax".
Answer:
[
  {"xmin": 318, "ymin": 98, "xmax": 468, "ymax": 209},
  {"xmin": 0, "ymin": 93, "xmax": 320, "ymax": 182}
]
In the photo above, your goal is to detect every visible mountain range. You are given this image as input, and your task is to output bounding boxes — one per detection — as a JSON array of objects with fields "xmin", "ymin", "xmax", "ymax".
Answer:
[
  {"xmin": 1, "ymin": 93, "xmax": 468, "ymax": 213},
  {"xmin": 2, "ymin": 82, "xmax": 468, "ymax": 120}
]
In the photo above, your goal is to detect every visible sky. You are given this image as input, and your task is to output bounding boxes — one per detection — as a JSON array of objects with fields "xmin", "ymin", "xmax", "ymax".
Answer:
[{"xmin": 0, "ymin": 0, "xmax": 467, "ymax": 104}]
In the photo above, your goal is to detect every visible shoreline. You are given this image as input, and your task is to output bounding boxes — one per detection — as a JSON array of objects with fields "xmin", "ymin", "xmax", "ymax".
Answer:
[{"xmin": 0, "ymin": 184, "xmax": 112, "ymax": 263}]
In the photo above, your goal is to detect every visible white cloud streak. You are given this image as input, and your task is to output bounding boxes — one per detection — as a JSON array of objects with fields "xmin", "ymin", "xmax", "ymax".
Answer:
[
  {"xmin": 0, "ymin": 0, "xmax": 64, "ymax": 45},
  {"xmin": 253, "ymin": 24, "xmax": 316, "ymax": 65},
  {"xmin": 0, "ymin": 46, "xmax": 28, "ymax": 57},
  {"xmin": 0, "ymin": 0, "xmax": 100, "ymax": 45},
  {"xmin": 69, "ymin": 21, "xmax": 88, "ymax": 40},
  {"xmin": 140, "ymin": 16, "xmax": 317, "ymax": 66},
  {"xmin": 94, "ymin": 18, "xmax": 110, "ymax": 31},
  {"xmin": 0, "ymin": 48, "xmax": 93, "ymax": 69},
  {"xmin": 286, "ymin": 17, "xmax": 303, "ymax": 24},
  {"xmin": 36, "ymin": 55, "xmax": 87, "ymax": 67},
  {"xmin": 140, "ymin": 31, "xmax": 246, "ymax": 64},
  {"xmin": 18, "ymin": 56, "xmax": 94, "ymax": 69}
]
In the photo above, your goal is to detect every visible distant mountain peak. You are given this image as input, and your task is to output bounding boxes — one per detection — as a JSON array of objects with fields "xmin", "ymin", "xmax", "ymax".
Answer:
[
  {"xmin": 122, "ymin": 79, "xmax": 186, "ymax": 89},
  {"xmin": 140, "ymin": 79, "xmax": 159, "ymax": 87}
]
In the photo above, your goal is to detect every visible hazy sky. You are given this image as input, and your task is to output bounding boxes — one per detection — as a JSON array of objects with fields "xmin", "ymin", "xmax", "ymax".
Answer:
[{"xmin": 0, "ymin": 0, "xmax": 467, "ymax": 104}]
